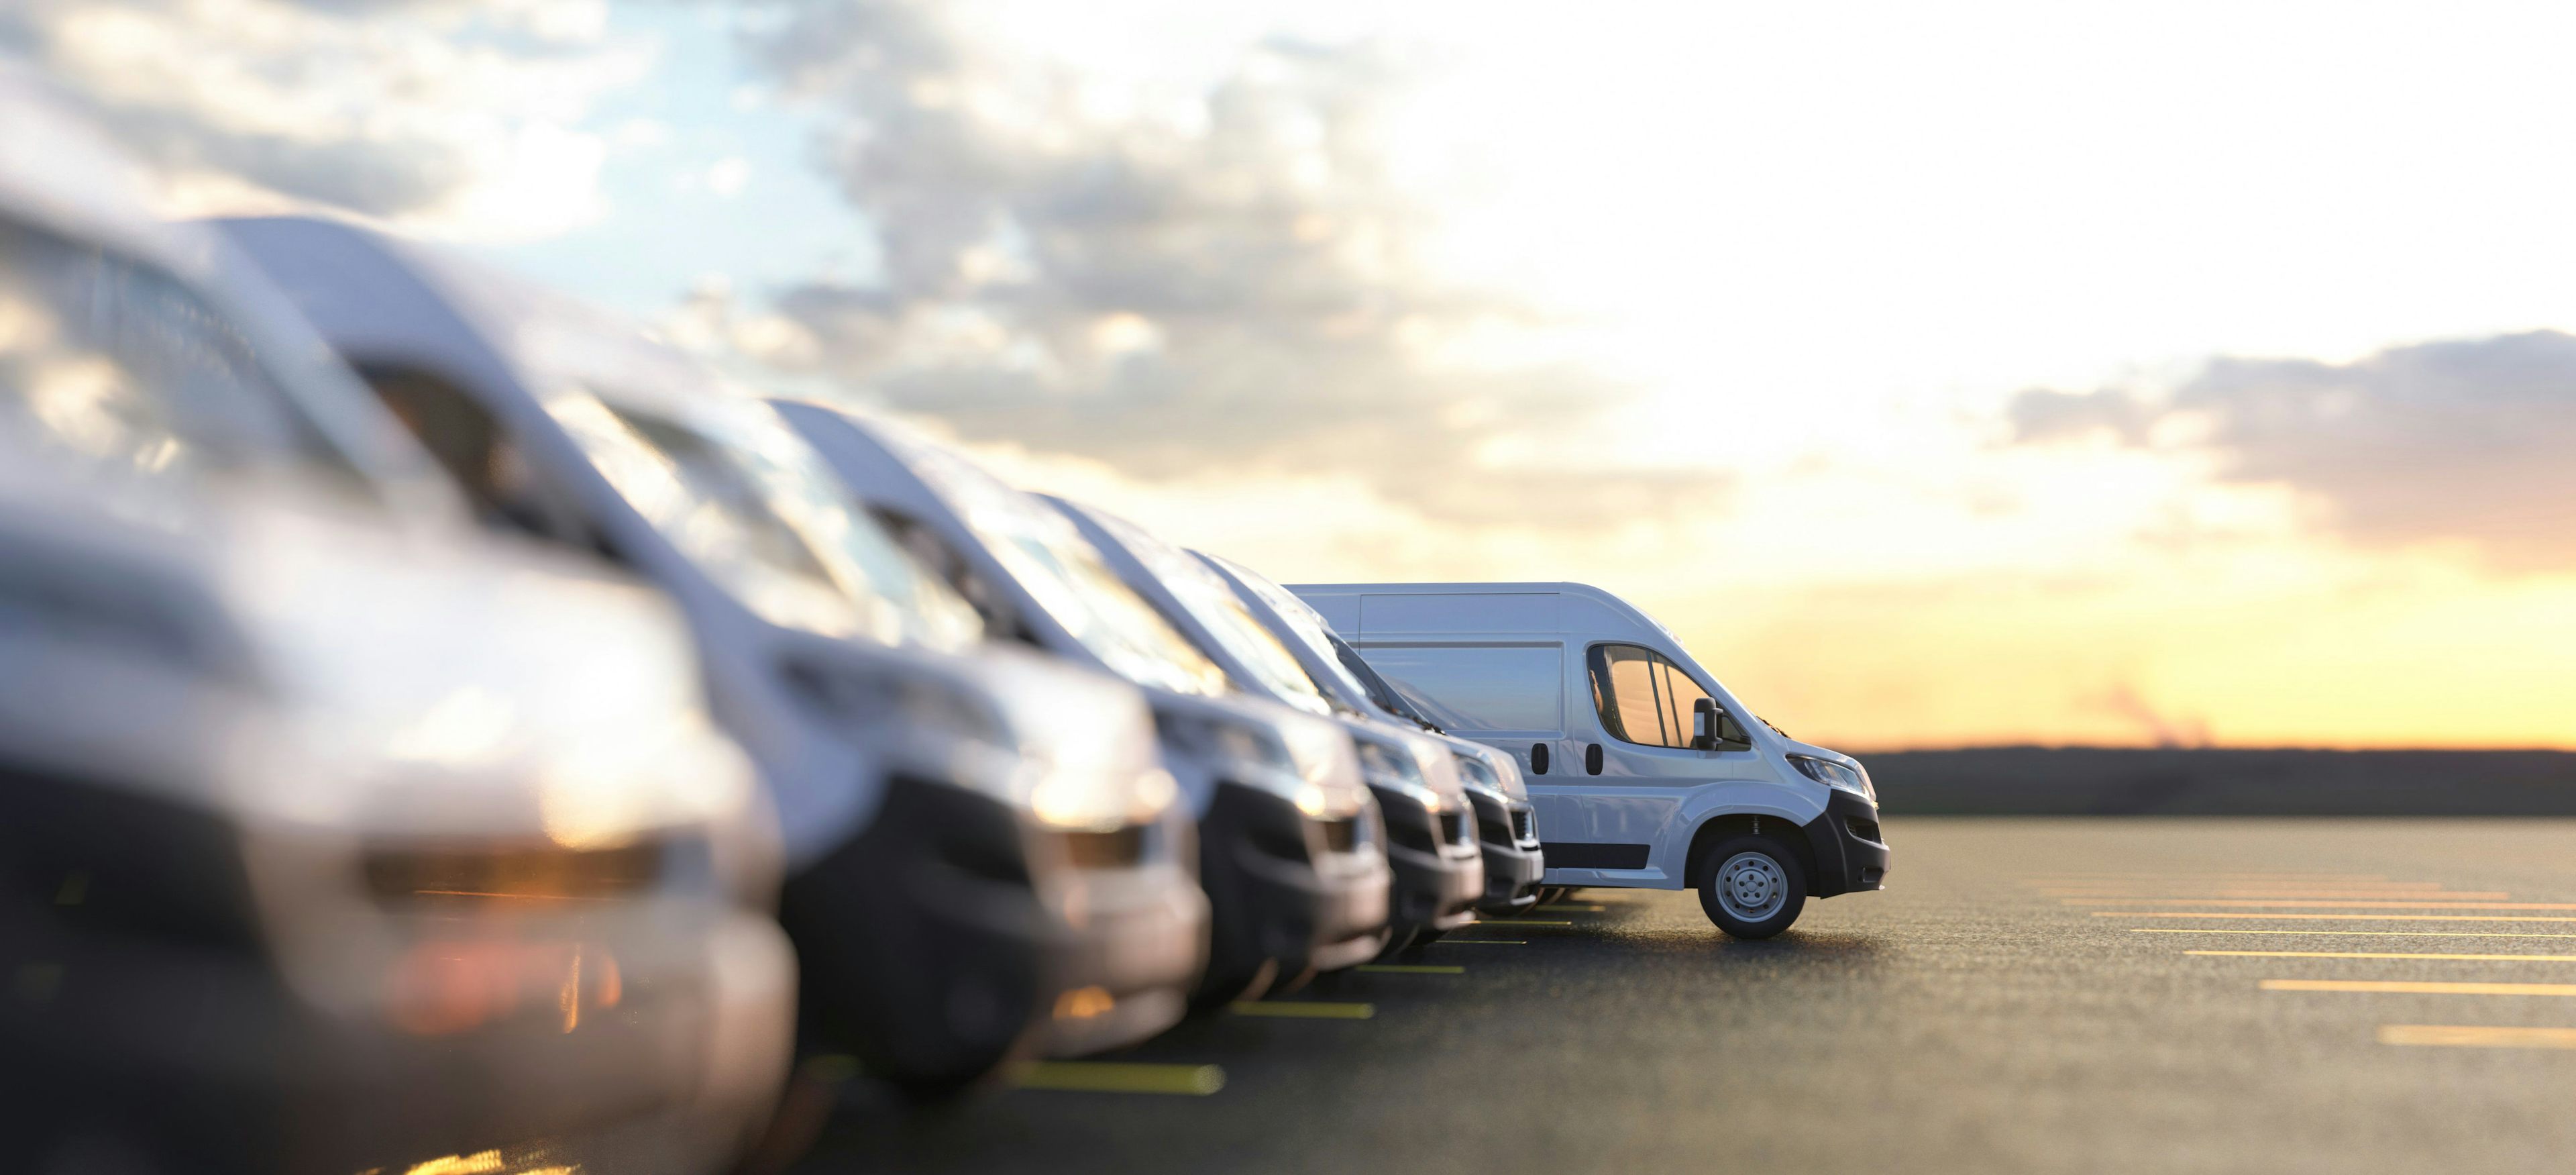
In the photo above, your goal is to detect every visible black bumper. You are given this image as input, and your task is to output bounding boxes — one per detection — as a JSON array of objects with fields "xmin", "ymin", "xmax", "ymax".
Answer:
[
  {"xmin": 1798, "ymin": 788, "xmax": 1891, "ymax": 898},
  {"xmin": 1195, "ymin": 780, "xmax": 1393, "ymax": 996},
  {"xmin": 1468, "ymin": 793, "xmax": 1544, "ymax": 913},
  {"xmin": 1372, "ymin": 786, "xmax": 1483, "ymax": 935},
  {"xmin": 780, "ymin": 774, "xmax": 1049, "ymax": 1090}
]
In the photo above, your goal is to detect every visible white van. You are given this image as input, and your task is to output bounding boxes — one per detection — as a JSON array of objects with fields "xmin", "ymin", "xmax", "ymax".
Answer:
[
  {"xmin": 1289, "ymin": 582, "xmax": 1889, "ymax": 938},
  {"xmin": 773, "ymin": 401, "xmax": 1395, "ymax": 992},
  {"xmin": 1044, "ymin": 499, "xmax": 1487, "ymax": 950},
  {"xmin": 1196, "ymin": 552, "xmax": 1547, "ymax": 915},
  {"xmin": 221, "ymin": 217, "xmax": 1210, "ymax": 1088},
  {"xmin": 0, "ymin": 79, "xmax": 791, "ymax": 1173}
]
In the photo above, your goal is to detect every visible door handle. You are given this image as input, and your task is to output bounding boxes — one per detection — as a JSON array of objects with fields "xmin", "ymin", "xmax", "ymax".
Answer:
[
  {"xmin": 1529, "ymin": 743, "xmax": 1550, "ymax": 776},
  {"xmin": 1585, "ymin": 743, "xmax": 1603, "ymax": 776}
]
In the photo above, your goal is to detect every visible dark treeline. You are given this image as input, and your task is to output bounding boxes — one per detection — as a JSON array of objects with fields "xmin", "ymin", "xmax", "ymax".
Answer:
[{"xmin": 1865, "ymin": 748, "xmax": 2576, "ymax": 816}]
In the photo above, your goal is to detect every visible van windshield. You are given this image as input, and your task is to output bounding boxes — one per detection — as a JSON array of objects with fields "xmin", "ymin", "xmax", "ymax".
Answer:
[
  {"xmin": 1079, "ymin": 508, "xmax": 1339, "ymax": 717},
  {"xmin": 549, "ymin": 392, "xmax": 981, "ymax": 649},
  {"xmin": 900, "ymin": 440, "xmax": 1230, "ymax": 696},
  {"xmin": 0, "ymin": 217, "xmax": 373, "ymax": 499}
]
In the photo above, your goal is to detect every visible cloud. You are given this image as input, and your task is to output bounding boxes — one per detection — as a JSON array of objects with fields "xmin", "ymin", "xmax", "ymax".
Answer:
[
  {"xmin": 3, "ymin": 0, "xmax": 647, "ymax": 242},
  {"xmin": 743, "ymin": 0, "xmax": 1727, "ymax": 527},
  {"xmin": 2009, "ymin": 330, "xmax": 2576, "ymax": 568}
]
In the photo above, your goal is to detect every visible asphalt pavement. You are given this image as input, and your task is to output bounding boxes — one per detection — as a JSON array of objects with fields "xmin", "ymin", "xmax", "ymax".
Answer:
[{"xmin": 787, "ymin": 819, "xmax": 2576, "ymax": 1174}]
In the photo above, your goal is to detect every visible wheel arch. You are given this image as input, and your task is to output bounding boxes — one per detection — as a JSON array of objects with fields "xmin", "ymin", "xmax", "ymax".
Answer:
[{"xmin": 1682, "ymin": 812, "xmax": 1821, "ymax": 895}]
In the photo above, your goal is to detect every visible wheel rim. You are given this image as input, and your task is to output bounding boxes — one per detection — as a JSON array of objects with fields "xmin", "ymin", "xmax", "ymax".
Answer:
[{"xmin": 1714, "ymin": 850, "xmax": 1788, "ymax": 922}]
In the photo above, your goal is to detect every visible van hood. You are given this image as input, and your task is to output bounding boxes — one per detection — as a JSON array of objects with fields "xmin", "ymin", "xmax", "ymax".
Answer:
[
  {"xmin": 1443, "ymin": 735, "xmax": 1527, "ymax": 802},
  {"xmin": 0, "ymin": 462, "xmax": 767, "ymax": 860},
  {"xmin": 1144, "ymin": 688, "xmax": 1368, "ymax": 822}
]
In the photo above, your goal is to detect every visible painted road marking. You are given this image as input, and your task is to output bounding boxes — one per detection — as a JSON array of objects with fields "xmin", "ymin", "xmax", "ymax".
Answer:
[
  {"xmin": 2261, "ymin": 980, "xmax": 2576, "ymax": 997},
  {"xmin": 1012, "ymin": 1061, "xmax": 1226, "ymax": 1095},
  {"xmin": 1355, "ymin": 964, "xmax": 1466, "ymax": 974},
  {"xmin": 2096, "ymin": 913, "xmax": 2576, "ymax": 923},
  {"xmin": 2068, "ymin": 898, "xmax": 2536, "ymax": 908},
  {"xmin": 2049, "ymin": 892, "xmax": 2508, "ymax": 901},
  {"xmin": 2190, "ymin": 950, "xmax": 2576, "ymax": 962},
  {"xmin": 1542, "ymin": 905, "xmax": 1608, "ymax": 912},
  {"xmin": 2135, "ymin": 929, "xmax": 2576, "ymax": 940},
  {"xmin": 2379, "ymin": 1025, "xmax": 2576, "ymax": 1050},
  {"xmin": 1230, "ymin": 1001, "xmax": 1376, "ymax": 1019}
]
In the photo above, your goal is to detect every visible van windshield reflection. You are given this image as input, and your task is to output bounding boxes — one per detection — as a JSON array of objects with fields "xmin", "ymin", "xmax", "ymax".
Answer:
[{"xmin": 550, "ymin": 392, "xmax": 981, "ymax": 648}]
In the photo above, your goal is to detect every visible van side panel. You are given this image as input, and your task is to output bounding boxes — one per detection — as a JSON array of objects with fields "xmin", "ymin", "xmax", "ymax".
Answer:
[
  {"xmin": 1303, "ymin": 591, "xmax": 1362, "ymax": 634},
  {"xmin": 1360, "ymin": 592, "xmax": 1554, "ymax": 635},
  {"xmin": 1360, "ymin": 644, "xmax": 1564, "ymax": 737}
]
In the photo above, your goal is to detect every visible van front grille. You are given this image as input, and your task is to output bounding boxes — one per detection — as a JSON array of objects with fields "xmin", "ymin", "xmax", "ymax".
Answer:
[
  {"xmin": 365, "ymin": 840, "xmax": 664, "ymax": 907},
  {"xmin": 1063, "ymin": 826, "xmax": 1146, "ymax": 869},
  {"xmin": 1845, "ymin": 817, "xmax": 1883, "ymax": 844},
  {"xmin": 1510, "ymin": 809, "xmax": 1536, "ymax": 841},
  {"xmin": 1319, "ymin": 817, "xmax": 1358, "ymax": 854}
]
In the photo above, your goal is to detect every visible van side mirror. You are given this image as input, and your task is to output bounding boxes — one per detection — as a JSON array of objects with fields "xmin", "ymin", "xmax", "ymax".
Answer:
[{"xmin": 1692, "ymin": 698, "xmax": 1718, "ymax": 751}]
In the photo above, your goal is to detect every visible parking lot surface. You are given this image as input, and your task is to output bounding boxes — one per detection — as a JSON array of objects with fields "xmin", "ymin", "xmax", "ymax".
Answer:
[{"xmin": 790, "ymin": 819, "xmax": 2576, "ymax": 1174}]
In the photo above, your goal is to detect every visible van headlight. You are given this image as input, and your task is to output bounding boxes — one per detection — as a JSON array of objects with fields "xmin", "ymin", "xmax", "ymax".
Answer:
[
  {"xmin": 1789, "ymin": 754, "xmax": 1874, "ymax": 801},
  {"xmin": 1157, "ymin": 710, "xmax": 1328, "ymax": 817},
  {"xmin": 1354, "ymin": 737, "xmax": 1442, "ymax": 815}
]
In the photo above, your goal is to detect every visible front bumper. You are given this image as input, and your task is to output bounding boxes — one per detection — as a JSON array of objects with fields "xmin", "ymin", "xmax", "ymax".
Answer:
[
  {"xmin": 782, "ymin": 774, "xmax": 1209, "ymax": 1080},
  {"xmin": 1798, "ymin": 788, "xmax": 1891, "ymax": 898},
  {"xmin": 1469, "ymin": 793, "xmax": 1545, "ymax": 913},
  {"xmin": 1034, "ymin": 807, "xmax": 1209, "ymax": 1057},
  {"xmin": 1, "ymin": 765, "xmax": 793, "ymax": 1174},
  {"xmin": 1372, "ymin": 786, "xmax": 1483, "ymax": 935},
  {"xmin": 1195, "ymin": 781, "xmax": 1392, "ymax": 996}
]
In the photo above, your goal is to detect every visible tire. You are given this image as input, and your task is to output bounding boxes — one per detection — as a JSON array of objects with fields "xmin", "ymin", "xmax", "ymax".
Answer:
[{"xmin": 1695, "ymin": 835, "xmax": 1807, "ymax": 939}]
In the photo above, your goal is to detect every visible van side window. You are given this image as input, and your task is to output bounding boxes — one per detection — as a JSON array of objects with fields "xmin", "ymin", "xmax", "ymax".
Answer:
[
  {"xmin": 1588, "ymin": 644, "xmax": 1711, "ymax": 750},
  {"xmin": 358, "ymin": 365, "xmax": 608, "ymax": 559},
  {"xmin": 871, "ymin": 506, "xmax": 1030, "ymax": 642}
]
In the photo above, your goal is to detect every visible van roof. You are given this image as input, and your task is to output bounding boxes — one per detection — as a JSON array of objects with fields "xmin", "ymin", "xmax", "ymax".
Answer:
[
  {"xmin": 1284, "ymin": 581, "xmax": 1678, "ymax": 645},
  {"xmin": 215, "ymin": 215, "xmax": 743, "ymax": 423}
]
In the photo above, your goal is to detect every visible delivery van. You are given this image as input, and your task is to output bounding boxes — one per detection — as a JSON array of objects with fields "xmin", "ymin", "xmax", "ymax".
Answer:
[
  {"xmin": 772, "ymin": 401, "xmax": 1393, "ymax": 997},
  {"xmin": 1197, "ymin": 553, "xmax": 1546, "ymax": 914},
  {"xmin": 1288, "ymin": 582, "xmax": 1889, "ymax": 938},
  {"xmin": 220, "ymin": 217, "xmax": 1210, "ymax": 1088},
  {"xmin": 0, "ymin": 77, "xmax": 792, "ymax": 1173},
  {"xmin": 1046, "ymin": 499, "xmax": 1486, "ymax": 950}
]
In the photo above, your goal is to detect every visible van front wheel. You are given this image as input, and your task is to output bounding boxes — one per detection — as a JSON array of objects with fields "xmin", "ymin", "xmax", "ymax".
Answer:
[{"xmin": 1696, "ymin": 835, "xmax": 1807, "ymax": 939}]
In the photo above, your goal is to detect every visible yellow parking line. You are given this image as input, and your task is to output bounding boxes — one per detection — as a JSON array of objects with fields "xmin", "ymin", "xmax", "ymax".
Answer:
[
  {"xmin": 1542, "ymin": 905, "xmax": 1608, "ymax": 912},
  {"xmin": 2190, "ymin": 950, "xmax": 2576, "ymax": 962},
  {"xmin": 2379, "ymin": 1025, "xmax": 2576, "ymax": 1050},
  {"xmin": 1230, "ymin": 1001, "xmax": 1376, "ymax": 1019},
  {"xmin": 2069, "ymin": 898, "xmax": 2535, "ymax": 908},
  {"xmin": 1354, "ymin": 964, "xmax": 1466, "ymax": 974},
  {"xmin": 2096, "ymin": 913, "xmax": 2576, "ymax": 923},
  {"xmin": 2135, "ymin": 929, "xmax": 2576, "ymax": 940},
  {"xmin": 1011, "ymin": 1061, "xmax": 1226, "ymax": 1095},
  {"xmin": 2262, "ymin": 980, "xmax": 2576, "ymax": 997}
]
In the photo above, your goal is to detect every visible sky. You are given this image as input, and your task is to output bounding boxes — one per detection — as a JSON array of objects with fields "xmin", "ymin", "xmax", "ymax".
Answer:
[{"xmin": 14, "ymin": 0, "xmax": 2576, "ymax": 750}]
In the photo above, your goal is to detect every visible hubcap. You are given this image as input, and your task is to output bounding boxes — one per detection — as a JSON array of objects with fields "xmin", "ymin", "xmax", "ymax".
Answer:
[{"xmin": 1715, "ymin": 850, "xmax": 1788, "ymax": 921}]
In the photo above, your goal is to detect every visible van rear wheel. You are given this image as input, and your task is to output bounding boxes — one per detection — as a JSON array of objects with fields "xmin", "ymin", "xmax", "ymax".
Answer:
[{"xmin": 1695, "ymin": 835, "xmax": 1806, "ymax": 939}]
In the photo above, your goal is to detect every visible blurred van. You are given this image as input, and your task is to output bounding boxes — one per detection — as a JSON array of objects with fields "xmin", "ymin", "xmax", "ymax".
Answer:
[
  {"xmin": 1045, "ymin": 499, "xmax": 1487, "ymax": 951},
  {"xmin": 218, "ymin": 217, "xmax": 1209, "ymax": 1088},
  {"xmin": 772, "ymin": 402, "xmax": 1391, "ymax": 999},
  {"xmin": 0, "ymin": 77, "xmax": 792, "ymax": 1173},
  {"xmin": 1289, "ymin": 582, "xmax": 1890, "ymax": 938},
  {"xmin": 1198, "ymin": 553, "xmax": 1546, "ymax": 915}
]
